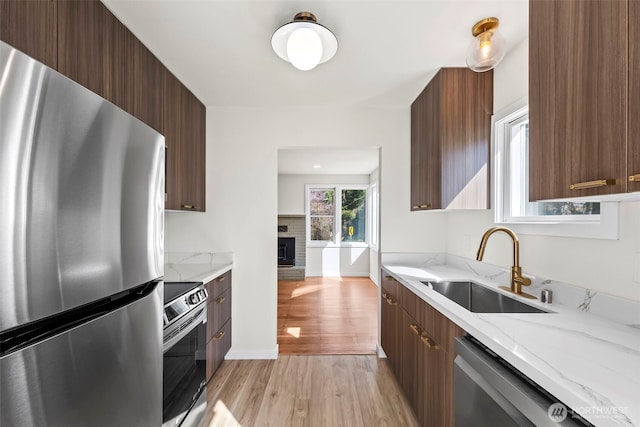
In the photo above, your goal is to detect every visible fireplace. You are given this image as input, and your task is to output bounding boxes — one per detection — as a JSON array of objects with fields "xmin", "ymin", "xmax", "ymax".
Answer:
[{"xmin": 278, "ymin": 237, "xmax": 295, "ymax": 266}]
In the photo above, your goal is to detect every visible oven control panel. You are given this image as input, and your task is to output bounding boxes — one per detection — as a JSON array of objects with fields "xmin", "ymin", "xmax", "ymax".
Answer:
[{"xmin": 163, "ymin": 284, "xmax": 208, "ymax": 328}]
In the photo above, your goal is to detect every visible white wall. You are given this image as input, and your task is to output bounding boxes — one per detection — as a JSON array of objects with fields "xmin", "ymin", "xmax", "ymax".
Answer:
[
  {"xmin": 370, "ymin": 168, "xmax": 380, "ymax": 285},
  {"xmin": 278, "ymin": 174, "xmax": 372, "ymax": 277},
  {"xmin": 166, "ymin": 106, "xmax": 447, "ymax": 357},
  {"xmin": 445, "ymin": 38, "xmax": 640, "ymax": 302}
]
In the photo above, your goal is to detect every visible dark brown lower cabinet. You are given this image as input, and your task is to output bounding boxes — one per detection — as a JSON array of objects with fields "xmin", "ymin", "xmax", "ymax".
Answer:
[
  {"xmin": 382, "ymin": 269, "xmax": 463, "ymax": 427},
  {"xmin": 381, "ymin": 274, "xmax": 402, "ymax": 378},
  {"xmin": 205, "ymin": 270, "xmax": 232, "ymax": 382},
  {"xmin": 206, "ymin": 319, "xmax": 231, "ymax": 382},
  {"xmin": 401, "ymin": 310, "xmax": 426, "ymax": 423}
]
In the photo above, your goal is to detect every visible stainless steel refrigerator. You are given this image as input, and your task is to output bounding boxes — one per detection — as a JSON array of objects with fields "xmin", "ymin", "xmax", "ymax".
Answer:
[{"xmin": 0, "ymin": 41, "xmax": 164, "ymax": 426}]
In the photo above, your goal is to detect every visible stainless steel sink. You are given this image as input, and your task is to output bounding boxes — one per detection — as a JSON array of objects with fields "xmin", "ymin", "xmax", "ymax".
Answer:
[{"xmin": 423, "ymin": 281, "xmax": 549, "ymax": 314}]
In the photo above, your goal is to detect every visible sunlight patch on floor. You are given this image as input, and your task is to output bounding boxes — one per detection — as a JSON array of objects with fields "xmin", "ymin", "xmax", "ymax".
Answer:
[
  {"xmin": 286, "ymin": 327, "xmax": 301, "ymax": 338},
  {"xmin": 207, "ymin": 400, "xmax": 241, "ymax": 427},
  {"xmin": 291, "ymin": 282, "xmax": 339, "ymax": 298}
]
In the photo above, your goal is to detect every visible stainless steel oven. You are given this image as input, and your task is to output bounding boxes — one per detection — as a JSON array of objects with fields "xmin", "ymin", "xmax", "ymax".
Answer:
[{"xmin": 163, "ymin": 282, "xmax": 208, "ymax": 427}]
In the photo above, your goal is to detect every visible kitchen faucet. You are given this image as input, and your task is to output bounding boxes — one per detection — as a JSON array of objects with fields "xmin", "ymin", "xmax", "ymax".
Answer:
[{"xmin": 476, "ymin": 227, "xmax": 535, "ymax": 299}]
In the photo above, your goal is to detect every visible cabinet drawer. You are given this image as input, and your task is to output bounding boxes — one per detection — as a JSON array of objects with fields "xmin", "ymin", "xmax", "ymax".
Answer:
[
  {"xmin": 206, "ymin": 319, "xmax": 231, "ymax": 382},
  {"xmin": 205, "ymin": 270, "xmax": 231, "ymax": 299},
  {"xmin": 401, "ymin": 284, "xmax": 422, "ymax": 321},
  {"xmin": 402, "ymin": 285, "xmax": 464, "ymax": 355},
  {"xmin": 421, "ymin": 302, "xmax": 464, "ymax": 355},
  {"xmin": 207, "ymin": 287, "xmax": 231, "ymax": 341},
  {"xmin": 381, "ymin": 272, "xmax": 400, "ymax": 300}
]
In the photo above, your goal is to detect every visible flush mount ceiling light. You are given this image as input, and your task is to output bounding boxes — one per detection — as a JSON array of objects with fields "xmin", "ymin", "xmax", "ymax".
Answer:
[
  {"xmin": 271, "ymin": 12, "xmax": 338, "ymax": 71},
  {"xmin": 466, "ymin": 17, "xmax": 506, "ymax": 72}
]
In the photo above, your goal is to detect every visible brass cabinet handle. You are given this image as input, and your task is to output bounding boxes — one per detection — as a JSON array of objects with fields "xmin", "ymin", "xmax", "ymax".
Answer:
[
  {"xmin": 215, "ymin": 276, "xmax": 226, "ymax": 283},
  {"xmin": 412, "ymin": 205, "xmax": 419, "ymax": 209},
  {"xmin": 409, "ymin": 324, "xmax": 421, "ymax": 335},
  {"xmin": 181, "ymin": 204, "xmax": 195, "ymax": 209},
  {"xmin": 215, "ymin": 296, "xmax": 225, "ymax": 304},
  {"xmin": 384, "ymin": 275, "xmax": 396, "ymax": 282},
  {"xmin": 419, "ymin": 204, "xmax": 432, "ymax": 209},
  {"xmin": 569, "ymin": 179, "xmax": 616, "ymax": 190},
  {"xmin": 213, "ymin": 330, "xmax": 225, "ymax": 341},
  {"xmin": 420, "ymin": 333, "xmax": 439, "ymax": 350},
  {"xmin": 381, "ymin": 293, "xmax": 397, "ymax": 305},
  {"xmin": 629, "ymin": 174, "xmax": 640, "ymax": 182}
]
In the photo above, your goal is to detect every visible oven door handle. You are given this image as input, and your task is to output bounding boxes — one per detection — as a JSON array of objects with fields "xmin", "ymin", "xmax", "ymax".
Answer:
[{"xmin": 163, "ymin": 305, "xmax": 206, "ymax": 354}]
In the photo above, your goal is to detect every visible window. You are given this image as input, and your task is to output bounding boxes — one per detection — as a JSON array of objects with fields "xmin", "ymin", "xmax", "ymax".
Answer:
[
  {"xmin": 494, "ymin": 100, "xmax": 618, "ymax": 239},
  {"xmin": 309, "ymin": 188, "xmax": 335, "ymax": 241},
  {"xmin": 306, "ymin": 185, "xmax": 368, "ymax": 246}
]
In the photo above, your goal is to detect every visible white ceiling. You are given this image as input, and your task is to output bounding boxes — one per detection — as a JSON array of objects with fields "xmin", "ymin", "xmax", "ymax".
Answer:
[
  {"xmin": 278, "ymin": 148, "xmax": 379, "ymax": 175},
  {"xmin": 103, "ymin": 0, "xmax": 529, "ymax": 108}
]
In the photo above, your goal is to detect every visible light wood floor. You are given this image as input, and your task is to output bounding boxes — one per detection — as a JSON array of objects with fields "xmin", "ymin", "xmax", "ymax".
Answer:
[
  {"xmin": 277, "ymin": 277, "xmax": 378, "ymax": 355},
  {"xmin": 201, "ymin": 355, "xmax": 419, "ymax": 427}
]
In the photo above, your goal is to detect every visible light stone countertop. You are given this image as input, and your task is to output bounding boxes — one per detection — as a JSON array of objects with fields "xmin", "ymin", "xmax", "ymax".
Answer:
[
  {"xmin": 164, "ymin": 252, "xmax": 233, "ymax": 284},
  {"xmin": 382, "ymin": 253, "xmax": 640, "ymax": 427}
]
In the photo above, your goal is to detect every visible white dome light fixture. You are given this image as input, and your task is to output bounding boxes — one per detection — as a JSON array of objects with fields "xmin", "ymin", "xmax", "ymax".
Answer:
[
  {"xmin": 272, "ymin": 12, "xmax": 338, "ymax": 71},
  {"xmin": 466, "ymin": 17, "xmax": 506, "ymax": 72}
]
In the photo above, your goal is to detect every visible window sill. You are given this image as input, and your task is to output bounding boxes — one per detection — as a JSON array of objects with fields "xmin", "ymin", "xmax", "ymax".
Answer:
[{"xmin": 307, "ymin": 242, "xmax": 370, "ymax": 249}]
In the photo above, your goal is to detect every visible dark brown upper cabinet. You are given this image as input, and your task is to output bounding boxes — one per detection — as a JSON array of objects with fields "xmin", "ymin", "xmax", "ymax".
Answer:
[
  {"xmin": 133, "ymin": 38, "xmax": 164, "ymax": 134},
  {"xmin": 164, "ymin": 71, "xmax": 206, "ymax": 211},
  {"xmin": 57, "ymin": 0, "xmax": 134, "ymax": 114},
  {"xmin": 0, "ymin": 0, "xmax": 57, "ymax": 69},
  {"xmin": 410, "ymin": 68, "xmax": 493, "ymax": 211},
  {"xmin": 629, "ymin": 0, "xmax": 640, "ymax": 192},
  {"xmin": 529, "ymin": 0, "xmax": 633, "ymax": 200}
]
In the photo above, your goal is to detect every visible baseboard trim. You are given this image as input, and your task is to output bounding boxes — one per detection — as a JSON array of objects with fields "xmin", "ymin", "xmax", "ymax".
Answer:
[
  {"xmin": 225, "ymin": 345, "xmax": 279, "ymax": 360},
  {"xmin": 377, "ymin": 343, "xmax": 387, "ymax": 358}
]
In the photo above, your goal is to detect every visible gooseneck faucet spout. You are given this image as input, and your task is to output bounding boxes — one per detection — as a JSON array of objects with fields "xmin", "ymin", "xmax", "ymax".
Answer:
[{"xmin": 476, "ymin": 226, "xmax": 535, "ymax": 299}]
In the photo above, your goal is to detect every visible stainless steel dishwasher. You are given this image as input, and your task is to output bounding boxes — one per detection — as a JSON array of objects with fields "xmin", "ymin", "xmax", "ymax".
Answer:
[{"xmin": 454, "ymin": 336, "xmax": 592, "ymax": 427}]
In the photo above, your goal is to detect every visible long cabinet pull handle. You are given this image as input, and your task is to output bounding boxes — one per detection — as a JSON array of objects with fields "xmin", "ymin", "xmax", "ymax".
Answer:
[
  {"xmin": 420, "ymin": 333, "xmax": 439, "ymax": 350},
  {"xmin": 569, "ymin": 179, "xmax": 616, "ymax": 190},
  {"xmin": 215, "ymin": 276, "xmax": 226, "ymax": 283},
  {"xmin": 384, "ymin": 276, "xmax": 396, "ymax": 281},
  {"xmin": 215, "ymin": 296, "xmax": 225, "ymax": 304},
  {"xmin": 409, "ymin": 324, "xmax": 421, "ymax": 335},
  {"xmin": 385, "ymin": 296, "xmax": 398, "ymax": 306},
  {"xmin": 181, "ymin": 204, "xmax": 195, "ymax": 209},
  {"xmin": 412, "ymin": 205, "xmax": 419, "ymax": 209},
  {"xmin": 419, "ymin": 204, "xmax": 432, "ymax": 209},
  {"xmin": 213, "ymin": 331, "xmax": 225, "ymax": 341},
  {"xmin": 629, "ymin": 174, "xmax": 640, "ymax": 182}
]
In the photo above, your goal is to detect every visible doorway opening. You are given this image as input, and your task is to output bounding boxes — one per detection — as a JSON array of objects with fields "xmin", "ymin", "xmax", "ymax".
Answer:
[{"xmin": 277, "ymin": 148, "xmax": 381, "ymax": 355}]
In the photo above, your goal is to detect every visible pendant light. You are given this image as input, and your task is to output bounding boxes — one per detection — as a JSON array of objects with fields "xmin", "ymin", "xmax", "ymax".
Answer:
[
  {"xmin": 271, "ymin": 12, "xmax": 338, "ymax": 71},
  {"xmin": 466, "ymin": 17, "xmax": 506, "ymax": 72}
]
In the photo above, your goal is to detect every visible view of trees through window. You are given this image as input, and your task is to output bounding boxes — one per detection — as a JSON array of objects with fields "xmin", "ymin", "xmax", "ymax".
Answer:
[
  {"xmin": 534, "ymin": 202, "xmax": 600, "ymax": 216},
  {"xmin": 309, "ymin": 187, "xmax": 367, "ymax": 243},
  {"xmin": 310, "ymin": 189, "xmax": 334, "ymax": 241},
  {"xmin": 341, "ymin": 189, "xmax": 366, "ymax": 242}
]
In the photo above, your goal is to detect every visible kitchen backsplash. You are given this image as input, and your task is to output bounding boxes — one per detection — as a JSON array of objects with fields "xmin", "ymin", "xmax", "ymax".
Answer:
[
  {"xmin": 165, "ymin": 251, "xmax": 234, "ymax": 265},
  {"xmin": 382, "ymin": 252, "xmax": 640, "ymax": 327}
]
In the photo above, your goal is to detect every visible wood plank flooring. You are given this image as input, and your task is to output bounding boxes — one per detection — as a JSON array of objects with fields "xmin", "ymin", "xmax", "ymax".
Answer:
[
  {"xmin": 201, "ymin": 355, "xmax": 419, "ymax": 427},
  {"xmin": 277, "ymin": 277, "xmax": 378, "ymax": 354}
]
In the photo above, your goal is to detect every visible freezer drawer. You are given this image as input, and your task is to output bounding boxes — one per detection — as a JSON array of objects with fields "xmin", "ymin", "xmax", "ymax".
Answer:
[{"xmin": 1, "ymin": 283, "xmax": 162, "ymax": 427}]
